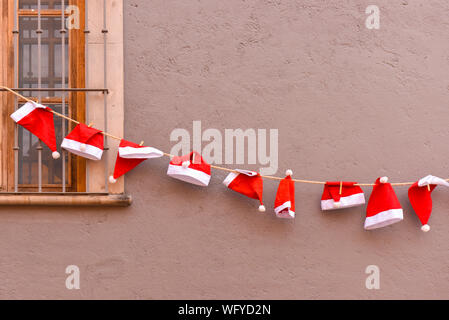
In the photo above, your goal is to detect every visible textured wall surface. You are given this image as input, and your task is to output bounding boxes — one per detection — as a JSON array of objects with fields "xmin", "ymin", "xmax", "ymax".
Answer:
[{"xmin": 1, "ymin": 0, "xmax": 449, "ymax": 299}]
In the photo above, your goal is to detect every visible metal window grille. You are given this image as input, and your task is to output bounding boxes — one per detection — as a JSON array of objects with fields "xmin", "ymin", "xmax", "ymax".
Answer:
[{"xmin": 7, "ymin": 0, "xmax": 109, "ymax": 193}]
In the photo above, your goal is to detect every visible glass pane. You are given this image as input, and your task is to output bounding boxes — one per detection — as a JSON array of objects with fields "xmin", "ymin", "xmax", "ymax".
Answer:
[
  {"xmin": 18, "ymin": 11, "xmax": 70, "ymax": 188},
  {"xmin": 18, "ymin": 104, "xmax": 69, "ymax": 186},
  {"xmin": 19, "ymin": 0, "xmax": 68, "ymax": 10},
  {"xmin": 19, "ymin": 16, "xmax": 69, "ymax": 99}
]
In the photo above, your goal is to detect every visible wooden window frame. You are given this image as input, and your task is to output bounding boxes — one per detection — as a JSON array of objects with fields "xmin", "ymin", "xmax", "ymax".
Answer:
[{"xmin": 2, "ymin": 0, "xmax": 86, "ymax": 192}]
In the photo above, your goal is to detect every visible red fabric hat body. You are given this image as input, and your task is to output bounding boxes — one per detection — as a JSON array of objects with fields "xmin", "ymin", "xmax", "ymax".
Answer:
[
  {"xmin": 364, "ymin": 178, "xmax": 403, "ymax": 230},
  {"xmin": 61, "ymin": 123, "xmax": 104, "ymax": 160},
  {"xmin": 321, "ymin": 181, "xmax": 365, "ymax": 210},
  {"xmin": 408, "ymin": 182, "xmax": 436, "ymax": 227},
  {"xmin": 274, "ymin": 176, "xmax": 295, "ymax": 219},
  {"xmin": 223, "ymin": 169, "xmax": 264, "ymax": 209},
  {"xmin": 111, "ymin": 139, "xmax": 163, "ymax": 181},
  {"xmin": 113, "ymin": 155, "xmax": 145, "ymax": 180},
  {"xmin": 167, "ymin": 151, "xmax": 211, "ymax": 186},
  {"xmin": 10, "ymin": 101, "xmax": 57, "ymax": 153}
]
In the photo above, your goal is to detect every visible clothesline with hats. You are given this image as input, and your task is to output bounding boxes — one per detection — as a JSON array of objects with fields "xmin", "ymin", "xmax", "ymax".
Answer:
[
  {"xmin": 2, "ymin": 85, "xmax": 448, "ymax": 232},
  {"xmin": 0, "ymin": 85, "xmax": 441, "ymax": 187}
]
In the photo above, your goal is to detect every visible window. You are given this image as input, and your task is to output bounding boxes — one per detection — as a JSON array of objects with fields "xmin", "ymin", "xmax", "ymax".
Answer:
[
  {"xmin": 0, "ymin": 0, "xmax": 128, "ymax": 205},
  {"xmin": 18, "ymin": 1, "xmax": 76, "ymax": 191}
]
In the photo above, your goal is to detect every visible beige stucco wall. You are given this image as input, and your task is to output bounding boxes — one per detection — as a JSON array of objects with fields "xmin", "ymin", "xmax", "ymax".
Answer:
[{"xmin": 0, "ymin": 0, "xmax": 448, "ymax": 299}]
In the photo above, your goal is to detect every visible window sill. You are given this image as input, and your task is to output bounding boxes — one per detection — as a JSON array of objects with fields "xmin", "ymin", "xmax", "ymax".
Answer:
[{"xmin": 0, "ymin": 193, "xmax": 132, "ymax": 206}]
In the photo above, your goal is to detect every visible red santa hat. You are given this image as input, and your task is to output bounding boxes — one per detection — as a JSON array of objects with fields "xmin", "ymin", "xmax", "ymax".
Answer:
[
  {"xmin": 223, "ymin": 169, "xmax": 265, "ymax": 212},
  {"xmin": 61, "ymin": 123, "xmax": 104, "ymax": 160},
  {"xmin": 321, "ymin": 181, "xmax": 365, "ymax": 210},
  {"xmin": 274, "ymin": 170, "xmax": 295, "ymax": 218},
  {"xmin": 167, "ymin": 151, "xmax": 211, "ymax": 186},
  {"xmin": 10, "ymin": 101, "xmax": 60, "ymax": 159},
  {"xmin": 408, "ymin": 175, "xmax": 449, "ymax": 232},
  {"xmin": 364, "ymin": 176, "xmax": 403, "ymax": 230},
  {"xmin": 109, "ymin": 139, "xmax": 164, "ymax": 183}
]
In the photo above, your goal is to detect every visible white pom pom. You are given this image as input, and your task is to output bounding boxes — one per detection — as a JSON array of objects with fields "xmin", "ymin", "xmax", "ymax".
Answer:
[
  {"xmin": 79, "ymin": 143, "xmax": 86, "ymax": 151},
  {"xmin": 182, "ymin": 161, "xmax": 190, "ymax": 168},
  {"xmin": 285, "ymin": 169, "xmax": 293, "ymax": 176},
  {"xmin": 52, "ymin": 151, "xmax": 60, "ymax": 159},
  {"xmin": 258, "ymin": 205, "xmax": 266, "ymax": 212},
  {"xmin": 333, "ymin": 202, "xmax": 341, "ymax": 208},
  {"xmin": 109, "ymin": 175, "xmax": 117, "ymax": 184},
  {"xmin": 380, "ymin": 176, "xmax": 389, "ymax": 183},
  {"xmin": 421, "ymin": 224, "xmax": 430, "ymax": 232}
]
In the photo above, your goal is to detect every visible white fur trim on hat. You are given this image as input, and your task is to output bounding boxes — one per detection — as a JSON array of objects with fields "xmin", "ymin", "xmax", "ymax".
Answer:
[
  {"xmin": 418, "ymin": 175, "xmax": 449, "ymax": 187},
  {"xmin": 61, "ymin": 138, "xmax": 103, "ymax": 160},
  {"xmin": 234, "ymin": 169, "xmax": 257, "ymax": 176},
  {"xmin": 364, "ymin": 208, "xmax": 403, "ymax": 230},
  {"xmin": 10, "ymin": 101, "xmax": 46, "ymax": 123},
  {"xmin": 274, "ymin": 201, "xmax": 295, "ymax": 219},
  {"xmin": 167, "ymin": 164, "xmax": 211, "ymax": 186},
  {"xmin": 119, "ymin": 146, "xmax": 164, "ymax": 159},
  {"xmin": 321, "ymin": 193, "xmax": 365, "ymax": 211},
  {"xmin": 223, "ymin": 172, "xmax": 239, "ymax": 187},
  {"xmin": 223, "ymin": 170, "xmax": 259, "ymax": 187}
]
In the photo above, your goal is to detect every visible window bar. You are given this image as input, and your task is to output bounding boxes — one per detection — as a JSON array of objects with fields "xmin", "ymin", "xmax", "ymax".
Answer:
[
  {"xmin": 102, "ymin": 0, "xmax": 109, "ymax": 193},
  {"xmin": 27, "ymin": 24, "xmax": 33, "ymax": 186},
  {"xmin": 37, "ymin": 0, "xmax": 43, "ymax": 192},
  {"xmin": 85, "ymin": 0, "xmax": 90, "ymax": 192},
  {"xmin": 13, "ymin": 0, "xmax": 19, "ymax": 192},
  {"xmin": 61, "ymin": 0, "xmax": 66, "ymax": 192},
  {"xmin": 17, "ymin": 14, "xmax": 24, "ymax": 185}
]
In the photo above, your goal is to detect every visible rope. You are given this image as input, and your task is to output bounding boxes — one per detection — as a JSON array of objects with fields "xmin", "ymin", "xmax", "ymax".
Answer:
[{"xmin": 2, "ymin": 85, "xmax": 445, "ymax": 187}]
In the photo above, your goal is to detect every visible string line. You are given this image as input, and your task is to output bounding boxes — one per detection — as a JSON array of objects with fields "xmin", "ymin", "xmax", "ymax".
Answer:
[{"xmin": 1, "ymin": 85, "xmax": 444, "ymax": 187}]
